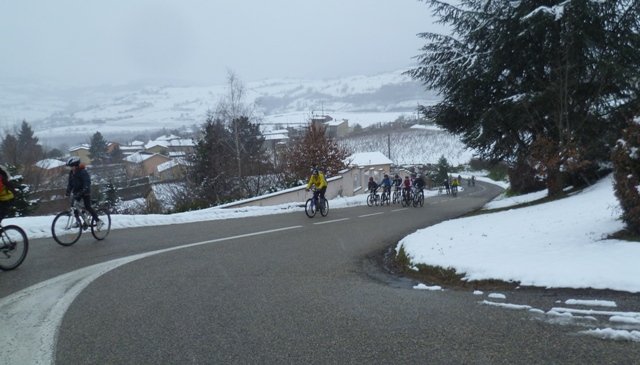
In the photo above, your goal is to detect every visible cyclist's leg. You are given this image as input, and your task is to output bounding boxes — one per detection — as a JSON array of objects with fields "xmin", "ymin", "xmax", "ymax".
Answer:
[{"xmin": 82, "ymin": 195, "xmax": 99, "ymax": 221}]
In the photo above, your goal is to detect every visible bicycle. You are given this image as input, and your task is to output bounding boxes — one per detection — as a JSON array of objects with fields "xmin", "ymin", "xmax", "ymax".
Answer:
[
  {"xmin": 401, "ymin": 188, "xmax": 413, "ymax": 207},
  {"xmin": 0, "ymin": 220, "xmax": 28, "ymax": 271},
  {"xmin": 392, "ymin": 186, "xmax": 402, "ymax": 204},
  {"xmin": 380, "ymin": 187, "xmax": 391, "ymax": 206},
  {"xmin": 412, "ymin": 187, "xmax": 425, "ymax": 207},
  {"xmin": 52, "ymin": 198, "xmax": 111, "ymax": 246},
  {"xmin": 366, "ymin": 189, "xmax": 381, "ymax": 207},
  {"xmin": 305, "ymin": 188, "xmax": 329, "ymax": 218}
]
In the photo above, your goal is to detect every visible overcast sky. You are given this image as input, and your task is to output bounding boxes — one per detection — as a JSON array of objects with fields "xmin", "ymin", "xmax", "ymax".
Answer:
[{"xmin": 0, "ymin": 0, "xmax": 443, "ymax": 87}]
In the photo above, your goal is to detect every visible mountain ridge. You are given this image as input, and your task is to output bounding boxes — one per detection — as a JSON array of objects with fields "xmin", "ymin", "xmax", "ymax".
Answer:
[{"xmin": 0, "ymin": 69, "xmax": 439, "ymax": 147}]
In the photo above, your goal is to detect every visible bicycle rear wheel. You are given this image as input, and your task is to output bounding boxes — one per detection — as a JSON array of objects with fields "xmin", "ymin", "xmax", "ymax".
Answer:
[
  {"xmin": 52, "ymin": 211, "xmax": 82, "ymax": 246},
  {"xmin": 305, "ymin": 198, "xmax": 316, "ymax": 218},
  {"xmin": 91, "ymin": 209, "xmax": 111, "ymax": 240},
  {"xmin": 320, "ymin": 199, "xmax": 329, "ymax": 217},
  {"xmin": 0, "ymin": 225, "xmax": 28, "ymax": 271}
]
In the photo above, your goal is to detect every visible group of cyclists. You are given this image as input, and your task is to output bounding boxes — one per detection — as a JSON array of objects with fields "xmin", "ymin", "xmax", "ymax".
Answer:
[{"xmin": 367, "ymin": 173, "xmax": 426, "ymax": 204}]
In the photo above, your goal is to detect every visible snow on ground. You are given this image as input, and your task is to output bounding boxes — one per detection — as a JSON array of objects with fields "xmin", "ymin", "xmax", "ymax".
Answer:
[{"xmin": 398, "ymin": 174, "xmax": 638, "ymax": 293}]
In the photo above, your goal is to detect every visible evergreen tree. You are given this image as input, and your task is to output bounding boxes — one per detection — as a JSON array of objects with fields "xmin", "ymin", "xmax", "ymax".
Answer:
[
  {"xmin": 189, "ymin": 116, "xmax": 235, "ymax": 205},
  {"xmin": 284, "ymin": 123, "xmax": 350, "ymax": 181},
  {"xmin": 109, "ymin": 144, "xmax": 124, "ymax": 163},
  {"xmin": 88, "ymin": 131, "xmax": 109, "ymax": 165},
  {"xmin": 612, "ymin": 118, "xmax": 640, "ymax": 235},
  {"xmin": 16, "ymin": 120, "xmax": 43, "ymax": 167},
  {"xmin": 435, "ymin": 155, "xmax": 450, "ymax": 185},
  {"xmin": 4, "ymin": 164, "xmax": 38, "ymax": 217},
  {"xmin": 0, "ymin": 134, "xmax": 19, "ymax": 167},
  {"xmin": 408, "ymin": 0, "xmax": 640, "ymax": 195}
]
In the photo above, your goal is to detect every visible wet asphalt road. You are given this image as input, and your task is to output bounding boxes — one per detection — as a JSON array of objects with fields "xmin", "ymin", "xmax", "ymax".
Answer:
[{"xmin": 2, "ymin": 182, "xmax": 640, "ymax": 364}]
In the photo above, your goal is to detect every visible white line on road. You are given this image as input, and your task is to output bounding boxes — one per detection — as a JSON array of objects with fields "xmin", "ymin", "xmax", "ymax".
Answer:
[
  {"xmin": 391, "ymin": 208, "xmax": 408, "ymax": 212},
  {"xmin": 359, "ymin": 212, "xmax": 384, "ymax": 218},
  {"xmin": 0, "ymin": 225, "xmax": 302, "ymax": 365},
  {"xmin": 313, "ymin": 218, "xmax": 350, "ymax": 225}
]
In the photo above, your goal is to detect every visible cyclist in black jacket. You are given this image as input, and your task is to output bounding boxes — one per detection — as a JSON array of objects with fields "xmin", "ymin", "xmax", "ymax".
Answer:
[{"xmin": 66, "ymin": 157, "xmax": 102, "ymax": 227}]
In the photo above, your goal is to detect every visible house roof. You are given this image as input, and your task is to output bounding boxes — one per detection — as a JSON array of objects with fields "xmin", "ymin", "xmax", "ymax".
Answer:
[
  {"xmin": 35, "ymin": 159, "xmax": 66, "ymax": 169},
  {"xmin": 347, "ymin": 152, "xmax": 392, "ymax": 166},
  {"xmin": 69, "ymin": 144, "xmax": 90, "ymax": 152},
  {"xmin": 124, "ymin": 152, "xmax": 157, "ymax": 163}
]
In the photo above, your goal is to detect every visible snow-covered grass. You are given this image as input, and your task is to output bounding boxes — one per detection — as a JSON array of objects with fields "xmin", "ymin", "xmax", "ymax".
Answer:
[{"xmin": 398, "ymin": 174, "xmax": 638, "ymax": 293}]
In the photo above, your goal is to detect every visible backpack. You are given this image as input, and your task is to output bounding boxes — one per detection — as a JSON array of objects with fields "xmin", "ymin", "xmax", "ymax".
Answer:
[{"xmin": 0, "ymin": 178, "xmax": 14, "ymax": 202}]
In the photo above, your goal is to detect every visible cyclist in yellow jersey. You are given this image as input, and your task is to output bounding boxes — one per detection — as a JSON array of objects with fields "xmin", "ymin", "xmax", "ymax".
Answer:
[{"xmin": 305, "ymin": 168, "xmax": 328, "ymax": 205}]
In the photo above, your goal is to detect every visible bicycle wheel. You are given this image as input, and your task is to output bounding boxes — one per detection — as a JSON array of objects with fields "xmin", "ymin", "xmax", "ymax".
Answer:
[
  {"xmin": 52, "ymin": 211, "xmax": 82, "ymax": 246},
  {"xmin": 419, "ymin": 193, "xmax": 424, "ymax": 207},
  {"xmin": 0, "ymin": 225, "xmax": 28, "ymax": 271},
  {"xmin": 91, "ymin": 209, "xmax": 111, "ymax": 240},
  {"xmin": 305, "ymin": 198, "xmax": 316, "ymax": 218},
  {"xmin": 366, "ymin": 194, "xmax": 375, "ymax": 207},
  {"xmin": 382, "ymin": 192, "xmax": 390, "ymax": 206},
  {"xmin": 320, "ymin": 198, "xmax": 329, "ymax": 217}
]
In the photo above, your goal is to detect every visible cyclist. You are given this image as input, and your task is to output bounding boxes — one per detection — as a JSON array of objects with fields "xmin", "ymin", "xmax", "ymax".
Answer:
[
  {"xmin": 402, "ymin": 175, "xmax": 411, "ymax": 200},
  {"xmin": 305, "ymin": 168, "xmax": 328, "ymax": 206},
  {"xmin": 413, "ymin": 174, "xmax": 425, "ymax": 192},
  {"xmin": 451, "ymin": 177, "xmax": 460, "ymax": 195},
  {"xmin": 66, "ymin": 157, "xmax": 102, "ymax": 228},
  {"xmin": 392, "ymin": 174, "xmax": 402, "ymax": 190},
  {"xmin": 412, "ymin": 173, "xmax": 426, "ymax": 199},
  {"xmin": 0, "ymin": 165, "xmax": 16, "ymax": 221},
  {"xmin": 379, "ymin": 174, "xmax": 392, "ymax": 197},
  {"xmin": 367, "ymin": 176, "xmax": 378, "ymax": 194}
]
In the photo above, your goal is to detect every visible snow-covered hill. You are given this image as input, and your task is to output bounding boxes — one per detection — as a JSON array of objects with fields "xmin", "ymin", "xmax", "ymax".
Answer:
[{"xmin": 0, "ymin": 70, "xmax": 439, "ymax": 147}]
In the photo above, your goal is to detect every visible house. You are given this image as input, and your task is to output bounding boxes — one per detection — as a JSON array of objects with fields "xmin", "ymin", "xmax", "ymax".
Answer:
[
  {"xmin": 119, "ymin": 141, "xmax": 146, "ymax": 157},
  {"xmin": 263, "ymin": 129, "xmax": 289, "ymax": 165},
  {"xmin": 325, "ymin": 119, "xmax": 349, "ymax": 138},
  {"xmin": 33, "ymin": 158, "xmax": 67, "ymax": 186},
  {"xmin": 124, "ymin": 152, "xmax": 171, "ymax": 178},
  {"xmin": 155, "ymin": 158, "xmax": 189, "ymax": 181},
  {"xmin": 144, "ymin": 135, "xmax": 195, "ymax": 157},
  {"xmin": 346, "ymin": 152, "xmax": 393, "ymax": 192},
  {"xmin": 69, "ymin": 144, "xmax": 91, "ymax": 165}
]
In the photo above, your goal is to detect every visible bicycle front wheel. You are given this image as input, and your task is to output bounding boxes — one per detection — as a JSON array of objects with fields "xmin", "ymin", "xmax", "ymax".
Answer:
[
  {"xmin": 305, "ymin": 198, "xmax": 316, "ymax": 218},
  {"xmin": 52, "ymin": 211, "xmax": 82, "ymax": 246},
  {"xmin": 366, "ymin": 194, "xmax": 374, "ymax": 207},
  {"xmin": 320, "ymin": 199, "xmax": 329, "ymax": 217},
  {"xmin": 91, "ymin": 209, "xmax": 111, "ymax": 240},
  {"xmin": 0, "ymin": 225, "xmax": 28, "ymax": 271}
]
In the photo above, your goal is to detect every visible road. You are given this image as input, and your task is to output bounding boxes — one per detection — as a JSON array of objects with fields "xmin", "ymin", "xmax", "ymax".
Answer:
[{"xmin": 2, "ymin": 181, "xmax": 640, "ymax": 364}]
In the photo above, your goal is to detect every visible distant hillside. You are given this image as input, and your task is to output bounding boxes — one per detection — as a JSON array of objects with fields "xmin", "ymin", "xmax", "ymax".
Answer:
[{"xmin": 0, "ymin": 70, "xmax": 439, "ymax": 147}]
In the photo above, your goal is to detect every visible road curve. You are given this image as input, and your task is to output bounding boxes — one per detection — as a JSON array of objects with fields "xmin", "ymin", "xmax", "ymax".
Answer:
[{"xmin": 2, "ymin": 182, "xmax": 640, "ymax": 364}]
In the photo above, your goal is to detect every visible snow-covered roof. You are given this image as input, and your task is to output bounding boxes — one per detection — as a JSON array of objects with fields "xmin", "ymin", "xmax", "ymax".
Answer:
[
  {"xmin": 155, "ymin": 134, "xmax": 181, "ymax": 141},
  {"xmin": 35, "ymin": 159, "xmax": 66, "ymax": 169},
  {"xmin": 145, "ymin": 140, "xmax": 169, "ymax": 149},
  {"xmin": 124, "ymin": 152, "xmax": 156, "ymax": 163},
  {"xmin": 326, "ymin": 119, "xmax": 347, "ymax": 127},
  {"xmin": 264, "ymin": 133, "xmax": 289, "ymax": 141},
  {"xmin": 69, "ymin": 144, "xmax": 89, "ymax": 152},
  {"xmin": 347, "ymin": 152, "xmax": 392, "ymax": 166},
  {"xmin": 119, "ymin": 145, "xmax": 143, "ymax": 151},
  {"xmin": 157, "ymin": 158, "xmax": 189, "ymax": 172}
]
